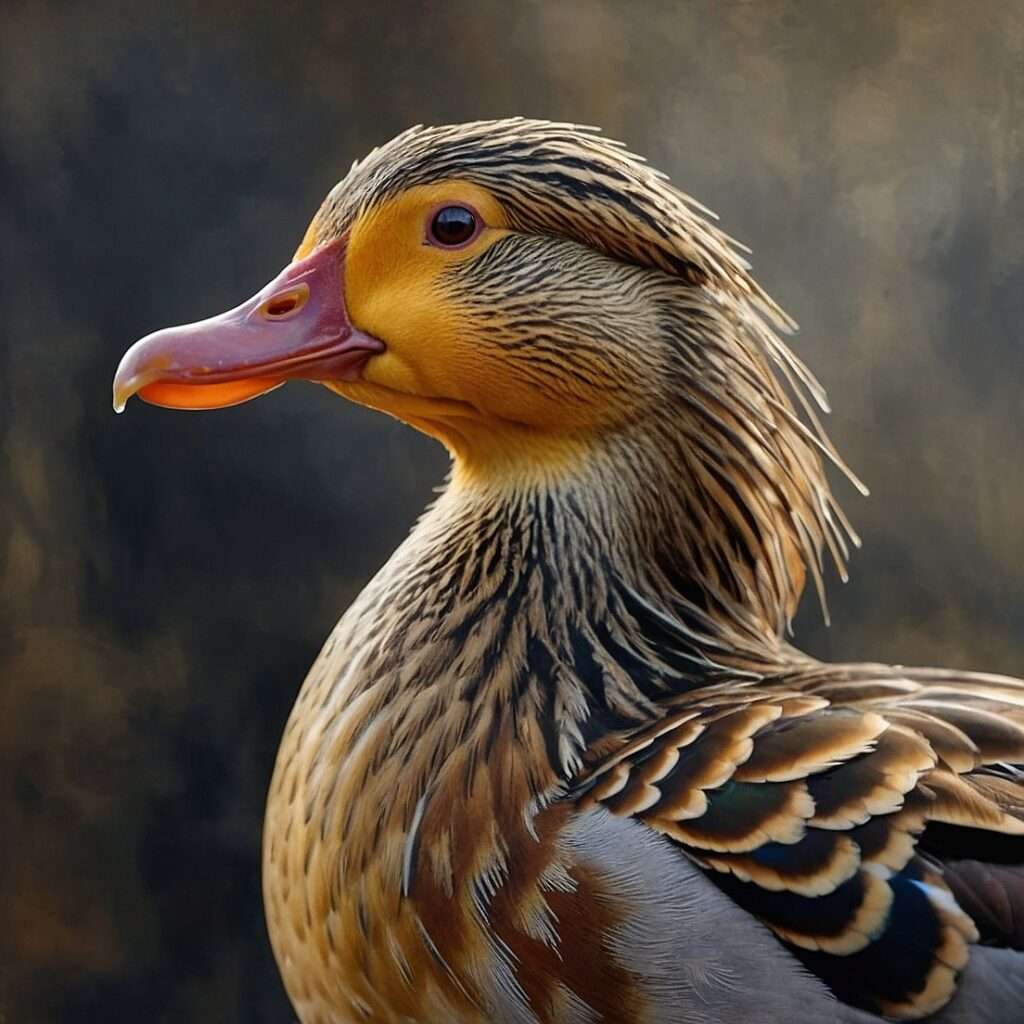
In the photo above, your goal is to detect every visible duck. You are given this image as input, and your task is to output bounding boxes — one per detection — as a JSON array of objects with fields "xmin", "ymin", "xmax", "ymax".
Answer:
[{"xmin": 113, "ymin": 119, "xmax": 1024, "ymax": 1024}]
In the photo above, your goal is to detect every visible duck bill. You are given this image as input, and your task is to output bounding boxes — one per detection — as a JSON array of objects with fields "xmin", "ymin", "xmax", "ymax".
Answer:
[{"xmin": 112, "ymin": 236, "xmax": 383, "ymax": 412}]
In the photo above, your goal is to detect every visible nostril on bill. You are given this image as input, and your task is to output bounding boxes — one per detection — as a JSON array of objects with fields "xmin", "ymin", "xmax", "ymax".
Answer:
[{"xmin": 261, "ymin": 284, "xmax": 310, "ymax": 320}]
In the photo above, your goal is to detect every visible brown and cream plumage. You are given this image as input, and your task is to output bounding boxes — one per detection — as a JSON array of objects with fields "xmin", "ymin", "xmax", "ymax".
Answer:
[{"xmin": 113, "ymin": 119, "xmax": 1024, "ymax": 1023}]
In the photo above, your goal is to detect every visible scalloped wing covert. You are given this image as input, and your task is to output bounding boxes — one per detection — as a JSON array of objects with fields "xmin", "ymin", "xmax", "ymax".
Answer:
[{"xmin": 574, "ymin": 665, "xmax": 1024, "ymax": 1019}]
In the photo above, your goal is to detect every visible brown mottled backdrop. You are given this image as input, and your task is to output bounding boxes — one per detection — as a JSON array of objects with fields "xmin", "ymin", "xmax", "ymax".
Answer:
[{"xmin": 3, "ymin": 1, "xmax": 1023, "ymax": 1020}]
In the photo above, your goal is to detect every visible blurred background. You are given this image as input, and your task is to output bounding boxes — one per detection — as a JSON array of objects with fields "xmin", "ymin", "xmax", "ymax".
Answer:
[{"xmin": 3, "ymin": 1, "xmax": 1023, "ymax": 1020}]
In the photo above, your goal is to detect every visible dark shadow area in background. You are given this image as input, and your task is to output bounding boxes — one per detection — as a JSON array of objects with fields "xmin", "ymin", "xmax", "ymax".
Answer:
[{"xmin": 3, "ymin": 2, "xmax": 1023, "ymax": 1021}]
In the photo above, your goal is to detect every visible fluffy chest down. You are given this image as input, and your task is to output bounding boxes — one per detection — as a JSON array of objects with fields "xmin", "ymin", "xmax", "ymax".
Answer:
[
  {"xmin": 263, "ymin": 730, "xmax": 868, "ymax": 1024},
  {"xmin": 258, "ymin": 562, "xmax": 874, "ymax": 1024}
]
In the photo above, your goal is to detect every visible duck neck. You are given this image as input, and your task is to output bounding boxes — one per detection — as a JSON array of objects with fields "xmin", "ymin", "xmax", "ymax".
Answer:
[{"xmin": 331, "ymin": 432, "xmax": 800, "ymax": 793}]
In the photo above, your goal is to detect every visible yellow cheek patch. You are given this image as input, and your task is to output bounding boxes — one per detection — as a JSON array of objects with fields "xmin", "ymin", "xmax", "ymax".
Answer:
[
  {"xmin": 292, "ymin": 178, "xmax": 634, "ymax": 471},
  {"xmin": 341, "ymin": 182, "xmax": 511, "ymax": 401}
]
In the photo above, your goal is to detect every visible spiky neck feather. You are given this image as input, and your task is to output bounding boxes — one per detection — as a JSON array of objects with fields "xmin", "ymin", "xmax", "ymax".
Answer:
[
  {"xmin": 434, "ymin": 286, "xmax": 854, "ymax": 653},
  {"xmin": 307, "ymin": 418, "xmax": 820, "ymax": 805}
]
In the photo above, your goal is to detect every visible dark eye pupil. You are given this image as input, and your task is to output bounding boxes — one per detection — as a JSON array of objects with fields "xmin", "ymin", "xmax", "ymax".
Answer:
[{"xmin": 431, "ymin": 206, "xmax": 477, "ymax": 246}]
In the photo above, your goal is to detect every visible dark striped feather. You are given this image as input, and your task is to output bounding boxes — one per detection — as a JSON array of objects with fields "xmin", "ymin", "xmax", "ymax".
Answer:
[{"xmin": 574, "ymin": 668, "xmax": 1024, "ymax": 1019}]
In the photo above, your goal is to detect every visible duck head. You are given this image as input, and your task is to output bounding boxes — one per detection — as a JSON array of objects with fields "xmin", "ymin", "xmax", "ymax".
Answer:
[{"xmin": 114, "ymin": 119, "xmax": 860, "ymax": 629}]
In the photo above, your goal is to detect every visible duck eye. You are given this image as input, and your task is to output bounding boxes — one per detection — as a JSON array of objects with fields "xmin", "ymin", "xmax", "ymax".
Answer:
[{"xmin": 428, "ymin": 205, "xmax": 480, "ymax": 248}]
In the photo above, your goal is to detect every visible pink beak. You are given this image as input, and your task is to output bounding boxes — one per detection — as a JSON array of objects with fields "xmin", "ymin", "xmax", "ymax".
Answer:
[{"xmin": 112, "ymin": 236, "xmax": 383, "ymax": 412}]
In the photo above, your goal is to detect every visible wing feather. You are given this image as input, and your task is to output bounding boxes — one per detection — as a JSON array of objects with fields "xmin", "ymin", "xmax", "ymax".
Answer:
[{"xmin": 573, "ymin": 663, "xmax": 1024, "ymax": 1019}]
